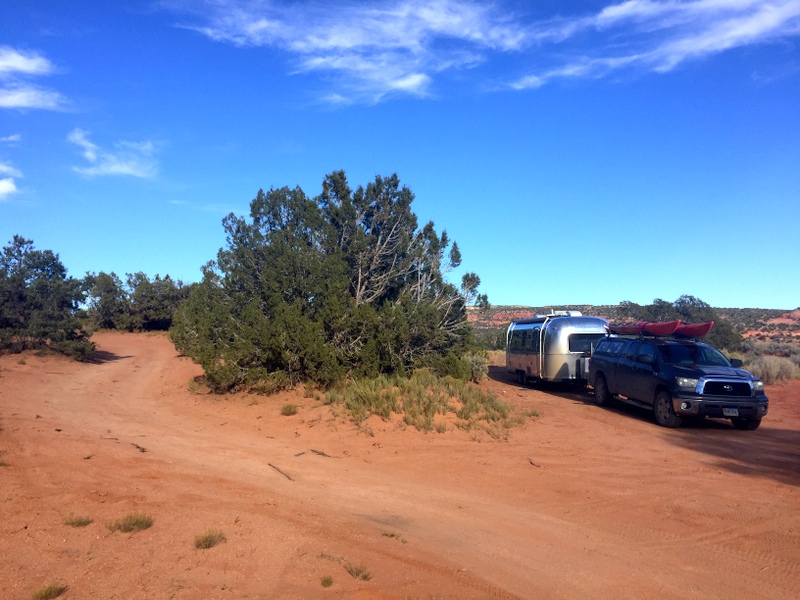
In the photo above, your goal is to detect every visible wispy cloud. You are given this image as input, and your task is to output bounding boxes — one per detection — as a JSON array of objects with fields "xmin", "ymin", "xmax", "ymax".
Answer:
[
  {"xmin": 512, "ymin": 0, "xmax": 800, "ymax": 89},
  {"xmin": 0, "ymin": 46, "xmax": 67, "ymax": 110},
  {"xmin": 167, "ymin": 1, "xmax": 800, "ymax": 99},
  {"xmin": 0, "ymin": 160, "xmax": 22, "ymax": 201},
  {"xmin": 169, "ymin": 0, "xmax": 527, "ymax": 103},
  {"xmin": 68, "ymin": 128, "xmax": 158, "ymax": 178},
  {"xmin": 1, "ymin": 133, "xmax": 22, "ymax": 144}
]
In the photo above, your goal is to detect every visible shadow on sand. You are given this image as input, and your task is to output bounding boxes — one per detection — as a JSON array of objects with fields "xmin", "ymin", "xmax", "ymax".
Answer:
[
  {"xmin": 86, "ymin": 349, "xmax": 132, "ymax": 364},
  {"xmin": 488, "ymin": 365, "xmax": 800, "ymax": 486}
]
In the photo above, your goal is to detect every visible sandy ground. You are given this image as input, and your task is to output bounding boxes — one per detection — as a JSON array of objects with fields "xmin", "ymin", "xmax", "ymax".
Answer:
[{"xmin": 1, "ymin": 331, "xmax": 799, "ymax": 600}]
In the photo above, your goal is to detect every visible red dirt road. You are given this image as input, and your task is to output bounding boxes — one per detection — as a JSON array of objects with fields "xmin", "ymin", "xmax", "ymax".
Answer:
[{"xmin": 1, "ymin": 332, "xmax": 799, "ymax": 599}]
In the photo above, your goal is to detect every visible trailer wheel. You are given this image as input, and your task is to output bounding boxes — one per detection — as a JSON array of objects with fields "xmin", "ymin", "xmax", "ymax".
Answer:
[{"xmin": 593, "ymin": 375, "xmax": 612, "ymax": 407}]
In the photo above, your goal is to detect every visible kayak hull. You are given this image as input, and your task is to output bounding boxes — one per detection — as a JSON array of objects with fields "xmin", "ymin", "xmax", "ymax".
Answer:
[
  {"xmin": 608, "ymin": 320, "xmax": 681, "ymax": 336},
  {"xmin": 674, "ymin": 321, "xmax": 714, "ymax": 338}
]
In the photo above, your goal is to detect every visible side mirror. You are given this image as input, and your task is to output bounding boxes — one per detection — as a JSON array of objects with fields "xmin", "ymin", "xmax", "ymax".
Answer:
[
  {"xmin": 637, "ymin": 354, "xmax": 653, "ymax": 365},
  {"xmin": 730, "ymin": 358, "xmax": 743, "ymax": 368}
]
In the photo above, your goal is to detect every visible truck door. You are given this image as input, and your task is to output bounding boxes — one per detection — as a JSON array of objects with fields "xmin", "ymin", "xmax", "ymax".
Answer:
[
  {"xmin": 617, "ymin": 341, "xmax": 640, "ymax": 398},
  {"xmin": 627, "ymin": 341, "xmax": 658, "ymax": 403}
]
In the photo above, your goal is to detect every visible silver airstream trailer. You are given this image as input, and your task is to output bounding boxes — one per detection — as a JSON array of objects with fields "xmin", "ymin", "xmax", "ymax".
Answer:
[{"xmin": 506, "ymin": 311, "xmax": 609, "ymax": 384}]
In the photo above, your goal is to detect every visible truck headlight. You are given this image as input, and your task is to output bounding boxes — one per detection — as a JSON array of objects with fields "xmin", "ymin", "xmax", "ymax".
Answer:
[
  {"xmin": 675, "ymin": 377, "xmax": 699, "ymax": 391},
  {"xmin": 753, "ymin": 380, "xmax": 765, "ymax": 392}
]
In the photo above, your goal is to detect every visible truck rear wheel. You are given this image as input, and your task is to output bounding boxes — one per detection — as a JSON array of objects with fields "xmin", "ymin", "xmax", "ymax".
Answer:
[
  {"xmin": 594, "ymin": 375, "xmax": 612, "ymax": 407},
  {"xmin": 654, "ymin": 391, "xmax": 682, "ymax": 428}
]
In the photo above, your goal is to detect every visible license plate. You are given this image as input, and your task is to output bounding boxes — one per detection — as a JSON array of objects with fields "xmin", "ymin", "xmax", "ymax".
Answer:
[{"xmin": 723, "ymin": 408, "xmax": 739, "ymax": 417}]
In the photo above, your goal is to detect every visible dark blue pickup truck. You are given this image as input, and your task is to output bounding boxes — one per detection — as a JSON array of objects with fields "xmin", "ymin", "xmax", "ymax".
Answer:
[{"xmin": 588, "ymin": 337, "xmax": 768, "ymax": 429}]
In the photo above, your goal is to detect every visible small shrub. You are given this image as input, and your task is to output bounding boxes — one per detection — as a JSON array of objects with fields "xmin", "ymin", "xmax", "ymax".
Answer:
[
  {"xmin": 0, "ymin": 461, "xmax": 9, "ymax": 467},
  {"xmin": 320, "ymin": 576, "xmax": 333, "ymax": 588},
  {"xmin": 745, "ymin": 355, "xmax": 800, "ymax": 384},
  {"xmin": 430, "ymin": 352, "xmax": 471, "ymax": 380},
  {"xmin": 463, "ymin": 352, "xmax": 489, "ymax": 382},
  {"xmin": 194, "ymin": 528, "xmax": 226, "ymax": 549},
  {"xmin": 31, "ymin": 583, "xmax": 67, "ymax": 600},
  {"xmin": 280, "ymin": 403, "xmax": 298, "ymax": 416},
  {"xmin": 106, "ymin": 513, "xmax": 153, "ymax": 533},
  {"xmin": 344, "ymin": 562, "xmax": 371, "ymax": 581},
  {"xmin": 187, "ymin": 378, "xmax": 201, "ymax": 394},
  {"xmin": 64, "ymin": 514, "xmax": 93, "ymax": 527},
  {"xmin": 382, "ymin": 531, "xmax": 407, "ymax": 543}
]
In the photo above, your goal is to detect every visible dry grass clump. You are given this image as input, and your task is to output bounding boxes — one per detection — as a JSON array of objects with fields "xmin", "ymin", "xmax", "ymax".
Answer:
[
  {"xmin": 106, "ymin": 513, "xmax": 153, "ymax": 533},
  {"xmin": 194, "ymin": 528, "xmax": 226, "ymax": 549},
  {"xmin": 320, "ymin": 576, "xmax": 333, "ymax": 587},
  {"xmin": 382, "ymin": 531, "xmax": 407, "ymax": 543},
  {"xmin": 31, "ymin": 583, "xmax": 67, "ymax": 600},
  {"xmin": 344, "ymin": 562, "xmax": 371, "ymax": 581},
  {"xmin": 280, "ymin": 403, "xmax": 298, "ymax": 416},
  {"xmin": 64, "ymin": 514, "xmax": 93, "ymax": 527}
]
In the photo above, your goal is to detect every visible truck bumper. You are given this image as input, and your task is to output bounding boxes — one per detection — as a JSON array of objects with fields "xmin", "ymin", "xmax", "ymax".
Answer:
[{"xmin": 672, "ymin": 394, "xmax": 769, "ymax": 419}]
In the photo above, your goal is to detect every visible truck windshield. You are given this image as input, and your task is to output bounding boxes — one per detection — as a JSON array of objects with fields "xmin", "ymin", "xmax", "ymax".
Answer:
[{"xmin": 659, "ymin": 344, "xmax": 731, "ymax": 367}]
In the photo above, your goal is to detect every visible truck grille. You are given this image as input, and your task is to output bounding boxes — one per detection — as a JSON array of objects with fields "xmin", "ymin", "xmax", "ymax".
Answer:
[{"xmin": 702, "ymin": 381, "xmax": 751, "ymax": 397}]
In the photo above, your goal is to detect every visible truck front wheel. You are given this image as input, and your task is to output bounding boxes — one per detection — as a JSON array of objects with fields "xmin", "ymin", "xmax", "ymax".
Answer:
[
  {"xmin": 731, "ymin": 418, "xmax": 761, "ymax": 430},
  {"xmin": 654, "ymin": 391, "xmax": 683, "ymax": 428}
]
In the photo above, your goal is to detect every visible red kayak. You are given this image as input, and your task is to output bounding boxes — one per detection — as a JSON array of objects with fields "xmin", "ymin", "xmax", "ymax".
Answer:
[
  {"xmin": 608, "ymin": 320, "xmax": 682, "ymax": 336},
  {"xmin": 608, "ymin": 322, "xmax": 645, "ymax": 335},
  {"xmin": 674, "ymin": 321, "xmax": 714, "ymax": 338}
]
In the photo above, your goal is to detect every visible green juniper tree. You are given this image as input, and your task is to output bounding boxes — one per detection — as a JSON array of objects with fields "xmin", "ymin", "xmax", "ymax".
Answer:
[
  {"xmin": 170, "ymin": 171, "xmax": 487, "ymax": 391},
  {"xmin": 0, "ymin": 236, "xmax": 93, "ymax": 358}
]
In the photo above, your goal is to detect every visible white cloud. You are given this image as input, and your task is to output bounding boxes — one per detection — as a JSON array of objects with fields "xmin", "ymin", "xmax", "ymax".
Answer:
[
  {"xmin": 172, "ymin": 0, "xmax": 527, "ymax": 103},
  {"xmin": 512, "ymin": 0, "xmax": 800, "ymax": 88},
  {"xmin": 0, "ymin": 160, "xmax": 22, "ymax": 201},
  {"xmin": 0, "ymin": 46, "xmax": 55, "ymax": 77},
  {"xmin": 0, "ymin": 46, "xmax": 66, "ymax": 110},
  {"xmin": 0, "ymin": 177, "xmax": 18, "ymax": 200},
  {"xmin": 1, "ymin": 133, "xmax": 22, "ymax": 144},
  {"xmin": 0, "ymin": 84, "xmax": 66, "ymax": 110},
  {"xmin": 169, "ymin": 1, "xmax": 800, "ymax": 98},
  {"xmin": 68, "ymin": 128, "xmax": 158, "ymax": 178},
  {"xmin": 0, "ymin": 162, "xmax": 22, "ymax": 178}
]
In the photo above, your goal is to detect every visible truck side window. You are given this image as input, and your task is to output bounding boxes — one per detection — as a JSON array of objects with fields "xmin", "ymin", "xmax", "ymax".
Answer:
[
  {"xmin": 637, "ymin": 343, "xmax": 656, "ymax": 365},
  {"xmin": 624, "ymin": 341, "xmax": 641, "ymax": 359}
]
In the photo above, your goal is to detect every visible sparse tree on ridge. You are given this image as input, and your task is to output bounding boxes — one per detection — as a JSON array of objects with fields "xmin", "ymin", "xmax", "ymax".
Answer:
[{"xmin": 617, "ymin": 295, "xmax": 741, "ymax": 350}]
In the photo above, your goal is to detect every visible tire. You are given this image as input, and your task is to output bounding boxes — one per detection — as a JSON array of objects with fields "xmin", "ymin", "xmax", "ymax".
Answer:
[
  {"xmin": 653, "ymin": 391, "xmax": 682, "ymax": 428},
  {"xmin": 731, "ymin": 418, "xmax": 761, "ymax": 430},
  {"xmin": 594, "ymin": 374, "xmax": 612, "ymax": 406}
]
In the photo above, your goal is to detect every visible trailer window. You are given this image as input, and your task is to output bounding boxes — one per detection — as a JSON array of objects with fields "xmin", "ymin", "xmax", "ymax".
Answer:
[
  {"xmin": 568, "ymin": 333, "xmax": 606, "ymax": 353},
  {"xmin": 510, "ymin": 329, "xmax": 529, "ymax": 353}
]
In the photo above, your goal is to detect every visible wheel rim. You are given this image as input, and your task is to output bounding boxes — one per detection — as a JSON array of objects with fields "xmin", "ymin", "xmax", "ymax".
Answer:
[{"xmin": 656, "ymin": 396, "xmax": 670, "ymax": 423}]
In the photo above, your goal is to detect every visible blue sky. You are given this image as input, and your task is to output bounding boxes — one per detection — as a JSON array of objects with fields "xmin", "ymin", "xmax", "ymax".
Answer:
[{"xmin": 2, "ymin": 0, "xmax": 799, "ymax": 310}]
